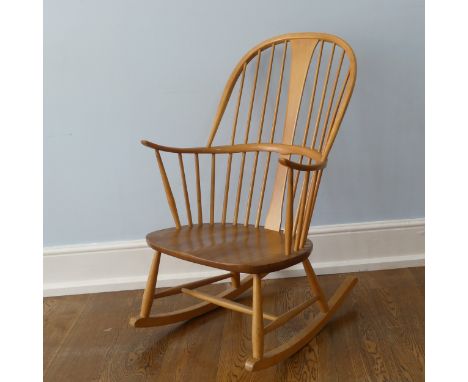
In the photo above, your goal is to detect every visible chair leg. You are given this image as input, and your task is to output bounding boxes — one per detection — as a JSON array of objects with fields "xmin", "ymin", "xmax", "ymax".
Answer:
[
  {"xmin": 231, "ymin": 272, "xmax": 241, "ymax": 288},
  {"xmin": 131, "ymin": 274, "xmax": 255, "ymax": 328},
  {"xmin": 245, "ymin": 275, "xmax": 357, "ymax": 371},
  {"xmin": 252, "ymin": 274, "xmax": 264, "ymax": 360},
  {"xmin": 303, "ymin": 259, "xmax": 329, "ymax": 313},
  {"xmin": 140, "ymin": 251, "xmax": 161, "ymax": 318}
]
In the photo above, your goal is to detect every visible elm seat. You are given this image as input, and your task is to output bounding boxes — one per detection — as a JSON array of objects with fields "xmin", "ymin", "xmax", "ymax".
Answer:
[{"xmin": 146, "ymin": 224, "xmax": 312, "ymax": 274}]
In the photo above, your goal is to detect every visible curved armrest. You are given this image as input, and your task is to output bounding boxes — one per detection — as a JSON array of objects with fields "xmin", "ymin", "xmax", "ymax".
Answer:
[
  {"xmin": 141, "ymin": 140, "xmax": 325, "ymax": 170},
  {"xmin": 142, "ymin": 139, "xmax": 325, "ymax": 254},
  {"xmin": 278, "ymin": 157, "xmax": 327, "ymax": 172}
]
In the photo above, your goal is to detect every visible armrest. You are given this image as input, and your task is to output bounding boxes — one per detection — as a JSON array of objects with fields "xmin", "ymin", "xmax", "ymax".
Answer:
[
  {"xmin": 142, "ymin": 139, "xmax": 325, "ymax": 253},
  {"xmin": 278, "ymin": 157, "xmax": 327, "ymax": 172},
  {"xmin": 141, "ymin": 140, "xmax": 214, "ymax": 153},
  {"xmin": 141, "ymin": 140, "xmax": 325, "ymax": 170}
]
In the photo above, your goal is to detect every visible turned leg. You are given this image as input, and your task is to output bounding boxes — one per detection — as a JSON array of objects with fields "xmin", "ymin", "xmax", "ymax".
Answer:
[
  {"xmin": 245, "ymin": 275, "xmax": 358, "ymax": 371},
  {"xmin": 303, "ymin": 259, "xmax": 329, "ymax": 313},
  {"xmin": 231, "ymin": 272, "xmax": 241, "ymax": 288},
  {"xmin": 252, "ymin": 274, "xmax": 264, "ymax": 359},
  {"xmin": 140, "ymin": 251, "xmax": 161, "ymax": 318}
]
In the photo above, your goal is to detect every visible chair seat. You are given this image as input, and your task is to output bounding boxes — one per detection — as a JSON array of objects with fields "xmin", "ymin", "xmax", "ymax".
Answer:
[{"xmin": 146, "ymin": 224, "xmax": 312, "ymax": 274}]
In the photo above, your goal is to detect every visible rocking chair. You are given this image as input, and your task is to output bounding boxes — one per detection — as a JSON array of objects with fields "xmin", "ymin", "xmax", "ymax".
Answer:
[{"xmin": 130, "ymin": 33, "xmax": 357, "ymax": 371}]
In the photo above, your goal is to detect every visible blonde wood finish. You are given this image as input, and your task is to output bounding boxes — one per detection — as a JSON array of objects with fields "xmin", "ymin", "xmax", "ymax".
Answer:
[
  {"xmin": 233, "ymin": 52, "xmax": 261, "ymax": 225},
  {"xmin": 311, "ymin": 44, "xmax": 336, "ymax": 150},
  {"xmin": 244, "ymin": 46, "xmax": 275, "ymax": 226},
  {"xmin": 300, "ymin": 170, "xmax": 323, "ymax": 247},
  {"xmin": 131, "ymin": 274, "xmax": 254, "ymax": 328},
  {"xmin": 178, "ymin": 153, "xmax": 192, "ymax": 227},
  {"xmin": 252, "ymin": 274, "xmax": 264, "ymax": 359},
  {"xmin": 141, "ymin": 141, "xmax": 323, "ymax": 162},
  {"xmin": 222, "ymin": 63, "xmax": 246, "ymax": 224},
  {"xmin": 139, "ymin": 251, "xmax": 161, "ymax": 318},
  {"xmin": 245, "ymin": 276, "xmax": 358, "ymax": 371},
  {"xmin": 284, "ymin": 168, "xmax": 294, "ymax": 255},
  {"xmin": 154, "ymin": 151, "xmax": 181, "ymax": 229},
  {"xmin": 303, "ymin": 258, "xmax": 329, "ymax": 312},
  {"xmin": 181, "ymin": 287, "xmax": 277, "ymax": 321},
  {"xmin": 255, "ymin": 43, "xmax": 288, "ymax": 228},
  {"xmin": 264, "ymin": 39, "xmax": 318, "ymax": 231},
  {"xmin": 302, "ymin": 40, "xmax": 324, "ymax": 154},
  {"xmin": 327, "ymin": 71, "xmax": 351, "ymax": 148},
  {"xmin": 194, "ymin": 153, "xmax": 203, "ymax": 225},
  {"xmin": 230, "ymin": 272, "xmax": 241, "ymax": 288},
  {"xmin": 134, "ymin": 33, "xmax": 358, "ymax": 371},
  {"xmin": 210, "ymin": 153, "xmax": 215, "ymax": 225},
  {"xmin": 153, "ymin": 272, "xmax": 234, "ymax": 299},
  {"xmin": 294, "ymin": 170, "xmax": 310, "ymax": 251},
  {"xmin": 221, "ymin": 156, "xmax": 232, "ymax": 225},
  {"xmin": 319, "ymin": 50, "xmax": 346, "ymax": 152}
]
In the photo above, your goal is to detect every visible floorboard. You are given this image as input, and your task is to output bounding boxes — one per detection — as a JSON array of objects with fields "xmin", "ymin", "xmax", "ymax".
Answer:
[{"xmin": 44, "ymin": 268, "xmax": 425, "ymax": 381}]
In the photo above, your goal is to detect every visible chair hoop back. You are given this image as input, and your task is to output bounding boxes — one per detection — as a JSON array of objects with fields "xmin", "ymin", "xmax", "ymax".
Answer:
[{"xmin": 206, "ymin": 33, "xmax": 357, "ymax": 231}]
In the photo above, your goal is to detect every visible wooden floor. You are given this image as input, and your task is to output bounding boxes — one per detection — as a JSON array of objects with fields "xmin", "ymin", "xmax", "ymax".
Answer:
[{"xmin": 44, "ymin": 268, "xmax": 424, "ymax": 381}]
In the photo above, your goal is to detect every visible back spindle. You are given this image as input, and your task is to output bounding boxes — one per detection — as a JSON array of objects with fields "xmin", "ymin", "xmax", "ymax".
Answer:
[
  {"xmin": 318, "ymin": 49, "xmax": 345, "ymax": 152},
  {"xmin": 155, "ymin": 150, "xmax": 181, "ymax": 229},
  {"xmin": 210, "ymin": 153, "xmax": 215, "ymax": 225},
  {"xmin": 222, "ymin": 63, "xmax": 246, "ymax": 224},
  {"xmin": 194, "ymin": 153, "xmax": 203, "ymax": 225},
  {"xmin": 234, "ymin": 50, "xmax": 261, "ymax": 225},
  {"xmin": 284, "ymin": 167, "xmax": 294, "ymax": 255},
  {"xmin": 178, "ymin": 153, "xmax": 192, "ymax": 227},
  {"xmin": 150, "ymin": 35, "xmax": 357, "ymax": 245},
  {"xmin": 255, "ymin": 42, "xmax": 288, "ymax": 228},
  {"xmin": 292, "ymin": 41, "xmax": 324, "ymax": 195},
  {"xmin": 245, "ymin": 45, "xmax": 275, "ymax": 226}
]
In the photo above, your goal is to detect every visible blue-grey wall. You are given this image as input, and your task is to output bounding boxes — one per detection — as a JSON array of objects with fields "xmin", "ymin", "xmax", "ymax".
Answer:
[{"xmin": 44, "ymin": 0, "xmax": 424, "ymax": 246}]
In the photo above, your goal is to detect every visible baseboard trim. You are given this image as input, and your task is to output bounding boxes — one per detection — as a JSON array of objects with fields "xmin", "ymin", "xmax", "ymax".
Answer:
[{"xmin": 44, "ymin": 218, "xmax": 424, "ymax": 297}]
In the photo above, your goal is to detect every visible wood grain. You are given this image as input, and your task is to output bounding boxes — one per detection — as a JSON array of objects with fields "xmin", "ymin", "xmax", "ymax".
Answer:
[
  {"xmin": 264, "ymin": 38, "xmax": 318, "ymax": 231},
  {"xmin": 43, "ymin": 293, "xmax": 91, "ymax": 372},
  {"xmin": 131, "ymin": 32, "xmax": 361, "ymax": 373},
  {"xmin": 44, "ymin": 268, "xmax": 424, "ymax": 381},
  {"xmin": 145, "ymin": 224, "xmax": 312, "ymax": 274}
]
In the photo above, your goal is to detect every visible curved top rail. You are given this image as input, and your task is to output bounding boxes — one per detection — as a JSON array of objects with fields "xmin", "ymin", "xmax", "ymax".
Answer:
[{"xmin": 207, "ymin": 32, "xmax": 357, "ymax": 148}]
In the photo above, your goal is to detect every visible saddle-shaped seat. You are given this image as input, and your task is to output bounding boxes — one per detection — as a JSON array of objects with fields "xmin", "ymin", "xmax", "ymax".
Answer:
[{"xmin": 146, "ymin": 224, "xmax": 312, "ymax": 274}]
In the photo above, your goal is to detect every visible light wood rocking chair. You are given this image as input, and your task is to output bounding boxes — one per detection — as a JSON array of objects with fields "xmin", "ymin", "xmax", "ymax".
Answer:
[{"xmin": 130, "ymin": 32, "xmax": 357, "ymax": 371}]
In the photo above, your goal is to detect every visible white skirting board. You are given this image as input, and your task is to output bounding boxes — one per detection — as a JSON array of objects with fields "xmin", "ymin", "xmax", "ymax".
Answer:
[{"xmin": 43, "ymin": 218, "xmax": 424, "ymax": 297}]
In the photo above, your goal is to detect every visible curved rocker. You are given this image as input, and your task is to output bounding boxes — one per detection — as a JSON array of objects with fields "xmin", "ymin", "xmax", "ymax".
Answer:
[
  {"xmin": 130, "ymin": 251, "xmax": 357, "ymax": 371},
  {"xmin": 245, "ymin": 275, "xmax": 357, "ymax": 371}
]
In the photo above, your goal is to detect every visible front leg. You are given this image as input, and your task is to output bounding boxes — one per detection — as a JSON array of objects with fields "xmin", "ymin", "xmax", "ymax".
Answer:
[
  {"xmin": 251, "ymin": 274, "xmax": 264, "ymax": 360},
  {"xmin": 139, "ymin": 250, "xmax": 161, "ymax": 318}
]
